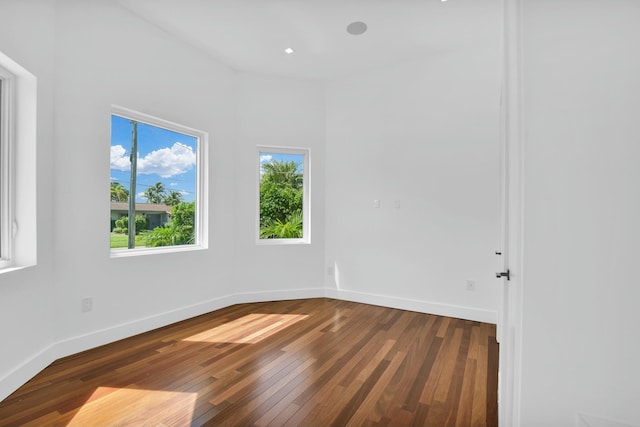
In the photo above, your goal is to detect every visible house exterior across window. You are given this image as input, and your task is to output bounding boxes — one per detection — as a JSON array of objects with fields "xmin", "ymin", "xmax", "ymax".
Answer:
[{"xmin": 110, "ymin": 202, "xmax": 171, "ymax": 231}]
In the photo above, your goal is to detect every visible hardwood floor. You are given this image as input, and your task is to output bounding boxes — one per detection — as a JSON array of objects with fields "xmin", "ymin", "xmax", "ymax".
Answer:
[{"xmin": 0, "ymin": 298, "xmax": 498, "ymax": 426}]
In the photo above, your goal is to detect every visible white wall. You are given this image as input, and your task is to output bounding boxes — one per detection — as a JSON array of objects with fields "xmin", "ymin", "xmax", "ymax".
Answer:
[
  {"xmin": 0, "ymin": 0, "xmax": 505, "ymax": 407},
  {"xmin": 0, "ymin": 0, "xmax": 57, "ymax": 399},
  {"xmin": 233, "ymin": 73, "xmax": 326, "ymax": 296},
  {"xmin": 0, "ymin": 0, "xmax": 325, "ymax": 400},
  {"xmin": 325, "ymin": 42, "xmax": 502, "ymax": 322},
  {"xmin": 519, "ymin": 1, "xmax": 640, "ymax": 426},
  {"xmin": 51, "ymin": 0, "xmax": 238, "ymax": 351},
  {"xmin": 6, "ymin": 2, "xmax": 639, "ymax": 425}
]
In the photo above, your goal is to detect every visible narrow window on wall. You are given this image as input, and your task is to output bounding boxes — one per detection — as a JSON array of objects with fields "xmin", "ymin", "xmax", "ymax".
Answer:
[
  {"xmin": 257, "ymin": 147, "xmax": 310, "ymax": 244},
  {"xmin": 0, "ymin": 51, "xmax": 37, "ymax": 270},
  {"xmin": 0, "ymin": 66, "xmax": 14, "ymax": 268},
  {"xmin": 0, "ymin": 74, "xmax": 8, "ymax": 265},
  {"xmin": 110, "ymin": 106, "xmax": 208, "ymax": 256}
]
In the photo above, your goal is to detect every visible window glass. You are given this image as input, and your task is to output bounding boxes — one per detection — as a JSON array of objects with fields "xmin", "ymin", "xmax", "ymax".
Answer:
[
  {"xmin": 110, "ymin": 108, "xmax": 206, "ymax": 255},
  {"xmin": 258, "ymin": 148, "xmax": 309, "ymax": 243}
]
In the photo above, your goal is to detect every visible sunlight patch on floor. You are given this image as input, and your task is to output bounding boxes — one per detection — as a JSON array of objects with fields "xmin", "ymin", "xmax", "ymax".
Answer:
[
  {"xmin": 183, "ymin": 313, "xmax": 309, "ymax": 344},
  {"xmin": 66, "ymin": 387, "xmax": 197, "ymax": 427}
]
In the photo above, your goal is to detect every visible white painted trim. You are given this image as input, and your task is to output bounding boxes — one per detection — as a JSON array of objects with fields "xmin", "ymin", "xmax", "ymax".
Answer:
[
  {"xmin": 0, "ymin": 344, "xmax": 56, "ymax": 403},
  {"xmin": 52, "ymin": 287, "xmax": 326, "ymax": 360},
  {"xmin": 0, "ymin": 50, "xmax": 37, "ymax": 271},
  {"xmin": 52, "ymin": 295, "xmax": 240, "ymax": 359},
  {"xmin": 0, "ymin": 287, "xmax": 325, "ymax": 402},
  {"xmin": 499, "ymin": 0, "xmax": 525, "ymax": 426},
  {"xmin": 110, "ymin": 243, "xmax": 207, "ymax": 258},
  {"xmin": 325, "ymin": 289, "xmax": 497, "ymax": 324},
  {"xmin": 577, "ymin": 413, "xmax": 638, "ymax": 427},
  {"xmin": 0, "ymin": 286, "xmax": 496, "ymax": 402},
  {"xmin": 233, "ymin": 287, "xmax": 326, "ymax": 303},
  {"xmin": 0, "ymin": 64, "xmax": 15, "ymax": 267}
]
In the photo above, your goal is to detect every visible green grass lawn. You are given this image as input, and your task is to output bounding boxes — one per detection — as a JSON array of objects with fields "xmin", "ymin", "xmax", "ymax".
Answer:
[{"xmin": 110, "ymin": 233, "xmax": 147, "ymax": 248}]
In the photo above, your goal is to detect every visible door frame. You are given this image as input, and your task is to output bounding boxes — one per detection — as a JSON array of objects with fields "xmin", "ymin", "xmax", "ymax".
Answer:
[{"xmin": 498, "ymin": 0, "xmax": 524, "ymax": 425}]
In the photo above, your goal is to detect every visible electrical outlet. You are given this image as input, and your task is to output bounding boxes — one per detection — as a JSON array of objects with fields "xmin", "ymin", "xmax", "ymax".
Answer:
[
  {"xmin": 81, "ymin": 297, "xmax": 93, "ymax": 312},
  {"xmin": 466, "ymin": 280, "xmax": 476, "ymax": 291},
  {"xmin": 327, "ymin": 266, "xmax": 334, "ymax": 276}
]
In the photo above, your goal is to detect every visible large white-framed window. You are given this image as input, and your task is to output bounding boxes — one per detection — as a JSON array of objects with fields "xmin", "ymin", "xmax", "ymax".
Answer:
[
  {"xmin": 257, "ymin": 146, "xmax": 310, "ymax": 245},
  {"xmin": 0, "ymin": 51, "xmax": 37, "ymax": 272},
  {"xmin": 110, "ymin": 106, "xmax": 208, "ymax": 257}
]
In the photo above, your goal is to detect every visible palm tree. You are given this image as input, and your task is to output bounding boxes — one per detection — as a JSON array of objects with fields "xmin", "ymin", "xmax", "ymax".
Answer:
[
  {"xmin": 163, "ymin": 191, "xmax": 184, "ymax": 206},
  {"xmin": 143, "ymin": 181, "xmax": 166, "ymax": 204},
  {"xmin": 261, "ymin": 160, "xmax": 302, "ymax": 189},
  {"xmin": 110, "ymin": 182, "xmax": 129, "ymax": 202}
]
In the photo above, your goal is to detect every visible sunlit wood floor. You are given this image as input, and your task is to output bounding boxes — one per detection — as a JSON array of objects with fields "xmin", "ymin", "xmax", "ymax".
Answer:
[{"xmin": 0, "ymin": 298, "xmax": 498, "ymax": 427}]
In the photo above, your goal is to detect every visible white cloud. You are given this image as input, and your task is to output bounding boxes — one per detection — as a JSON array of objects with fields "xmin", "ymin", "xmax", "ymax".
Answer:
[
  {"xmin": 169, "ymin": 182, "xmax": 178, "ymax": 186},
  {"xmin": 138, "ymin": 142, "xmax": 195, "ymax": 178},
  {"xmin": 110, "ymin": 145, "xmax": 131, "ymax": 171},
  {"xmin": 110, "ymin": 142, "xmax": 196, "ymax": 178}
]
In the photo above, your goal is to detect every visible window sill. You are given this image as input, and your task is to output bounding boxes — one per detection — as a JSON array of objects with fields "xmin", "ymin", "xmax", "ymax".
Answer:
[
  {"xmin": 0, "ymin": 264, "xmax": 34, "ymax": 275},
  {"xmin": 256, "ymin": 238, "xmax": 310, "ymax": 246},
  {"xmin": 110, "ymin": 244, "xmax": 207, "ymax": 258}
]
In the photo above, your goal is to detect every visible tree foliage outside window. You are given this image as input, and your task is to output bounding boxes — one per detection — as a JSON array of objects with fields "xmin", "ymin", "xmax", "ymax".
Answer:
[
  {"xmin": 259, "ymin": 152, "xmax": 306, "ymax": 240},
  {"xmin": 110, "ymin": 182, "xmax": 129, "ymax": 202},
  {"xmin": 144, "ymin": 201, "xmax": 195, "ymax": 247}
]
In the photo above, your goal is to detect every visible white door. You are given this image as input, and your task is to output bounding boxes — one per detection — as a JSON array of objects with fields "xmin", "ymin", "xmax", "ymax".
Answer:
[{"xmin": 498, "ymin": 1, "xmax": 524, "ymax": 426}]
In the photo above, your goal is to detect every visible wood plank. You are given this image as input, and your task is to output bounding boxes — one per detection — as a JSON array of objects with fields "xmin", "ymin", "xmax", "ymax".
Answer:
[
  {"xmin": 0, "ymin": 298, "xmax": 498, "ymax": 427},
  {"xmin": 344, "ymin": 349, "xmax": 407, "ymax": 427},
  {"xmin": 455, "ymin": 357, "xmax": 477, "ymax": 426},
  {"xmin": 471, "ymin": 327, "xmax": 489, "ymax": 425}
]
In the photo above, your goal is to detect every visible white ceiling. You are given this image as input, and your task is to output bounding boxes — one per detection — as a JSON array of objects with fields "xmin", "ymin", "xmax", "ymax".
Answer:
[{"xmin": 117, "ymin": 0, "xmax": 502, "ymax": 80}]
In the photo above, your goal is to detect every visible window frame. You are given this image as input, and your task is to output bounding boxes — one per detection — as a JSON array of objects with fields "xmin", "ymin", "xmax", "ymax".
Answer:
[
  {"xmin": 0, "ymin": 65, "xmax": 15, "ymax": 268},
  {"xmin": 0, "ymin": 50, "xmax": 37, "ymax": 273},
  {"xmin": 110, "ymin": 105, "xmax": 208, "ymax": 258},
  {"xmin": 256, "ymin": 145, "xmax": 310, "ymax": 245}
]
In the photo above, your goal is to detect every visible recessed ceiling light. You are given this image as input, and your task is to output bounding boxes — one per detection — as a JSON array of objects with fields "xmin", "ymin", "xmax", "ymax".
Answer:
[
  {"xmin": 346, "ymin": 21, "xmax": 367, "ymax": 36},
  {"xmin": 284, "ymin": 47, "xmax": 295, "ymax": 54}
]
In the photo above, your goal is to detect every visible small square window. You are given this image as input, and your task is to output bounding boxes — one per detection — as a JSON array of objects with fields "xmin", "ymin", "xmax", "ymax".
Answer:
[
  {"xmin": 257, "ymin": 147, "xmax": 310, "ymax": 244},
  {"xmin": 110, "ymin": 106, "xmax": 208, "ymax": 256}
]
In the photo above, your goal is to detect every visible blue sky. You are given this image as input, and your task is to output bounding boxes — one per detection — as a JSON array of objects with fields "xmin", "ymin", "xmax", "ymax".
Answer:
[
  {"xmin": 110, "ymin": 115, "xmax": 197, "ymax": 203},
  {"xmin": 259, "ymin": 151, "xmax": 304, "ymax": 175}
]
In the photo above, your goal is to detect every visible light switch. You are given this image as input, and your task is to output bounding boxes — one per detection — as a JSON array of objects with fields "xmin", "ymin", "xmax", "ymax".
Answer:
[{"xmin": 373, "ymin": 199, "xmax": 380, "ymax": 208}]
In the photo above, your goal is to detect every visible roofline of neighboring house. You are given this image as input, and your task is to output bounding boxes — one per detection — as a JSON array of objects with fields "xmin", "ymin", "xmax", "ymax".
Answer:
[{"xmin": 110, "ymin": 201, "xmax": 172, "ymax": 214}]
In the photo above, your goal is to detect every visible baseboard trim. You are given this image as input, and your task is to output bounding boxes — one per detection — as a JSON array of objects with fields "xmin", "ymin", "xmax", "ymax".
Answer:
[
  {"xmin": 577, "ymin": 413, "xmax": 638, "ymax": 427},
  {"xmin": 52, "ymin": 287, "xmax": 327, "ymax": 360},
  {"xmin": 0, "ymin": 286, "xmax": 495, "ymax": 402},
  {"xmin": 325, "ymin": 288, "xmax": 497, "ymax": 324},
  {"xmin": 0, "ymin": 287, "xmax": 325, "ymax": 402},
  {"xmin": 52, "ymin": 294, "xmax": 240, "ymax": 360},
  {"xmin": 0, "ymin": 343, "xmax": 56, "ymax": 403}
]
